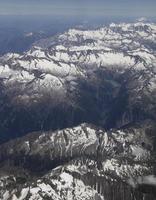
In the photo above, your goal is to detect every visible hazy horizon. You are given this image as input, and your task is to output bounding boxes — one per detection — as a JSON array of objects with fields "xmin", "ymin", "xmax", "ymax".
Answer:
[{"xmin": 0, "ymin": 0, "xmax": 155, "ymax": 17}]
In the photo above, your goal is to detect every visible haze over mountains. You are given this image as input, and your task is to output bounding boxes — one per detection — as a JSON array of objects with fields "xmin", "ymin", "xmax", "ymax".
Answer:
[
  {"xmin": 0, "ymin": 15, "xmax": 155, "ymax": 55},
  {"xmin": 0, "ymin": 17, "xmax": 156, "ymax": 200}
]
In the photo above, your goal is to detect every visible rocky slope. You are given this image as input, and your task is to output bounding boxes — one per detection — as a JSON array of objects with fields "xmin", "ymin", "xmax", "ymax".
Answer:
[{"xmin": 0, "ymin": 122, "xmax": 155, "ymax": 200}]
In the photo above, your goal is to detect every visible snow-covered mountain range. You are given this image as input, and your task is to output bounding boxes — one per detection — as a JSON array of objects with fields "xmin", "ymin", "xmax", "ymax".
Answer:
[
  {"xmin": 0, "ymin": 20, "xmax": 156, "ymax": 199},
  {"xmin": 0, "ymin": 20, "xmax": 156, "ymax": 102}
]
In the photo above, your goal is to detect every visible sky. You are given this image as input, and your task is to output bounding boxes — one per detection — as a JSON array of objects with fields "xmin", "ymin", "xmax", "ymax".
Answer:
[{"xmin": 0, "ymin": 0, "xmax": 155, "ymax": 17}]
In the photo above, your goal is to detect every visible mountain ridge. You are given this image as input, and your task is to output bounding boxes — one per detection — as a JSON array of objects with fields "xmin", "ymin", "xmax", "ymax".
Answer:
[{"xmin": 0, "ymin": 122, "xmax": 155, "ymax": 199}]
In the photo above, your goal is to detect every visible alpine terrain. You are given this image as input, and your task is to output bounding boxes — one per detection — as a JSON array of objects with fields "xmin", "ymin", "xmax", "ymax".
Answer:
[{"xmin": 0, "ymin": 19, "xmax": 156, "ymax": 200}]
